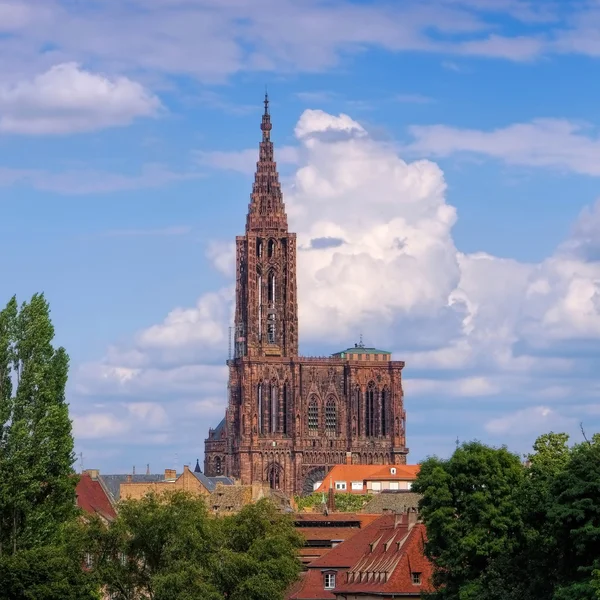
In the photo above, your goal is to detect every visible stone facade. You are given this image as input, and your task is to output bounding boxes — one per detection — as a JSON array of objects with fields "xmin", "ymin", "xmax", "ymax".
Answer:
[{"xmin": 204, "ymin": 95, "xmax": 408, "ymax": 495}]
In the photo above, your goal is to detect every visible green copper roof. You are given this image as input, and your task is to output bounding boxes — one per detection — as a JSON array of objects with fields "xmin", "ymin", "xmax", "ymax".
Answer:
[{"xmin": 332, "ymin": 346, "xmax": 391, "ymax": 356}]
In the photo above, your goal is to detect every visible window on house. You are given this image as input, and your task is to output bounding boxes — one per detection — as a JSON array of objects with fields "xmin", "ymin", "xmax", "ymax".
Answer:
[
  {"xmin": 335, "ymin": 481, "xmax": 346, "ymax": 490},
  {"xmin": 324, "ymin": 572, "xmax": 336, "ymax": 589},
  {"xmin": 412, "ymin": 572, "xmax": 422, "ymax": 585},
  {"xmin": 371, "ymin": 481, "xmax": 381, "ymax": 491},
  {"xmin": 351, "ymin": 481, "xmax": 363, "ymax": 490}
]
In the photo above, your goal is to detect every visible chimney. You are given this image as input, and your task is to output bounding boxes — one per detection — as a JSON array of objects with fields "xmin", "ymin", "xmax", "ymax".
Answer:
[
  {"xmin": 84, "ymin": 469, "xmax": 99, "ymax": 480},
  {"xmin": 346, "ymin": 452, "xmax": 352, "ymax": 465},
  {"xmin": 394, "ymin": 512, "xmax": 406, "ymax": 528},
  {"xmin": 327, "ymin": 480, "xmax": 336, "ymax": 513},
  {"xmin": 165, "ymin": 468, "xmax": 177, "ymax": 480},
  {"xmin": 408, "ymin": 508, "xmax": 419, "ymax": 528}
]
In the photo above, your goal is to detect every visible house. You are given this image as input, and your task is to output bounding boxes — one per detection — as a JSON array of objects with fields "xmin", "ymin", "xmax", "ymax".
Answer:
[
  {"xmin": 314, "ymin": 463, "xmax": 420, "ymax": 495},
  {"xmin": 294, "ymin": 513, "xmax": 380, "ymax": 565},
  {"xmin": 76, "ymin": 471, "xmax": 117, "ymax": 523},
  {"xmin": 208, "ymin": 481, "xmax": 293, "ymax": 515},
  {"xmin": 288, "ymin": 511, "xmax": 432, "ymax": 599},
  {"xmin": 119, "ymin": 465, "xmax": 234, "ymax": 500}
]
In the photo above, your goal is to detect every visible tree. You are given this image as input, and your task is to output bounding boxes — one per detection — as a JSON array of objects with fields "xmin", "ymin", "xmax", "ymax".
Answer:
[
  {"xmin": 87, "ymin": 492, "xmax": 303, "ymax": 600},
  {"xmin": 0, "ymin": 294, "xmax": 76, "ymax": 555},
  {"xmin": 412, "ymin": 441, "xmax": 525, "ymax": 600},
  {"xmin": 551, "ymin": 436, "xmax": 600, "ymax": 600}
]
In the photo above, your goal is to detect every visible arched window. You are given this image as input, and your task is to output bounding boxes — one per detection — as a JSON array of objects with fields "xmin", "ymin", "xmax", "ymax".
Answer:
[
  {"xmin": 308, "ymin": 397, "xmax": 319, "ymax": 432},
  {"xmin": 268, "ymin": 239, "xmax": 275, "ymax": 258},
  {"xmin": 381, "ymin": 387, "xmax": 388, "ymax": 437},
  {"xmin": 258, "ymin": 383, "xmax": 263, "ymax": 434},
  {"xmin": 267, "ymin": 271, "xmax": 276, "ymax": 343},
  {"xmin": 366, "ymin": 382, "xmax": 375, "ymax": 437},
  {"xmin": 355, "ymin": 386, "xmax": 361, "ymax": 437},
  {"xmin": 214, "ymin": 456, "xmax": 222, "ymax": 475},
  {"xmin": 282, "ymin": 383, "xmax": 288, "ymax": 435},
  {"xmin": 257, "ymin": 270, "xmax": 262, "ymax": 341},
  {"xmin": 270, "ymin": 381, "xmax": 278, "ymax": 434},
  {"xmin": 268, "ymin": 271, "xmax": 275, "ymax": 303},
  {"xmin": 267, "ymin": 463, "xmax": 282, "ymax": 489},
  {"xmin": 325, "ymin": 398, "xmax": 337, "ymax": 433},
  {"xmin": 257, "ymin": 239, "xmax": 263, "ymax": 258}
]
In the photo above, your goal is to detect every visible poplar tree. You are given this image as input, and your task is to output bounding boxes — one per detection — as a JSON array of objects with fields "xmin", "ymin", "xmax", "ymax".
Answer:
[{"xmin": 0, "ymin": 294, "xmax": 76, "ymax": 555}]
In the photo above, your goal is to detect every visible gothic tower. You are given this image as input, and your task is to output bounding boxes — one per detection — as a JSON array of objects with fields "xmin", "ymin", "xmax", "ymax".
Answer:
[
  {"xmin": 204, "ymin": 96, "xmax": 408, "ymax": 495},
  {"xmin": 233, "ymin": 93, "xmax": 299, "ymax": 359}
]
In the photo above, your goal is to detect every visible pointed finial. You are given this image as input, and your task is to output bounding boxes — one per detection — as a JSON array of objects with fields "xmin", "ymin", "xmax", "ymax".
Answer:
[
  {"xmin": 264, "ymin": 87, "xmax": 269, "ymax": 115},
  {"xmin": 194, "ymin": 458, "xmax": 202, "ymax": 473}
]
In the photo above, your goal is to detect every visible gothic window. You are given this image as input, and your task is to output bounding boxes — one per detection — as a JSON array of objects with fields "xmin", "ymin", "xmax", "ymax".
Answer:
[
  {"xmin": 325, "ymin": 398, "xmax": 337, "ymax": 433},
  {"xmin": 268, "ymin": 271, "xmax": 276, "ymax": 303},
  {"xmin": 366, "ymin": 382, "xmax": 375, "ymax": 437},
  {"xmin": 215, "ymin": 456, "xmax": 222, "ymax": 475},
  {"xmin": 381, "ymin": 387, "xmax": 388, "ymax": 437},
  {"xmin": 257, "ymin": 239, "xmax": 263, "ymax": 258},
  {"xmin": 268, "ymin": 239, "xmax": 275, "ymax": 257},
  {"xmin": 282, "ymin": 383, "xmax": 288, "ymax": 435},
  {"xmin": 257, "ymin": 270, "xmax": 262, "ymax": 341},
  {"xmin": 355, "ymin": 386, "xmax": 361, "ymax": 436},
  {"xmin": 308, "ymin": 397, "xmax": 319, "ymax": 432},
  {"xmin": 270, "ymin": 381, "xmax": 278, "ymax": 434},
  {"xmin": 258, "ymin": 383, "xmax": 263, "ymax": 434},
  {"xmin": 267, "ymin": 314, "xmax": 276, "ymax": 343},
  {"xmin": 267, "ymin": 463, "xmax": 282, "ymax": 489}
]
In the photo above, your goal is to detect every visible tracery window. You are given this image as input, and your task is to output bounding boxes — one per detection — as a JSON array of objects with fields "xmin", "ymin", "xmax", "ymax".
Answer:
[
  {"xmin": 308, "ymin": 397, "xmax": 319, "ymax": 431},
  {"xmin": 366, "ymin": 382, "xmax": 375, "ymax": 437},
  {"xmin": 325, "ymin": 398, "xmax": 337, "ymax": 433},
  {"xmin": 270, "ymin": 382, "xmax": 278, "ymax": 434},
  {"xmin": 282, "ymin": 383, "xmax": 288, "ymax": 434},
  {"xmin": 214, "ymin": 456, "xmax": 222, "ymax": 475},
  {"xmin": 381, "ymin": 387, "xmax": 388, "ymax": 437},
  {"xmin": 268, "ymin": 239, "xmax": 275, "ymax": 258},
  {"xmin": 258, "ymin": 383, "xmax": 263, "ymax": 434}
]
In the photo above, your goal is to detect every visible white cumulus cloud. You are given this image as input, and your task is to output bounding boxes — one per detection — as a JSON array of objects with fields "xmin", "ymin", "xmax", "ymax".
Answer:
[
  {"xmin": 0, "ymin": 62, "xmax": 162, "ymax": 134},
  {"xmin": 72, "ymin": 108, "xmax": 600, "ymax": 459}
]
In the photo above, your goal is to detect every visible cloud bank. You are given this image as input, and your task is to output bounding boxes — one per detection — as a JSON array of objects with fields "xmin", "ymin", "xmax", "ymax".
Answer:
[{"xmin": 72, "ymin": 108, "xmax": 600, "ymax": 465}]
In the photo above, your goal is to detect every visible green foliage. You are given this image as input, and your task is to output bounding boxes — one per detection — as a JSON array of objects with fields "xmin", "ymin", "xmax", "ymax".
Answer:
[
  {"xmin": 413, "ymin": 441, "xmax": 525, "ymax": 599},
  {"xmin": 0, "ymin": 294, "xmax": 76, "ymax": 555},
  {"xmin": 294, "ymin": 492, "xmax": 372, "ymax": 512},
  {"xmin": 86, "ymin": 493, "xmax": 303, "ymax": 600},
  {"xmin": 0, "ymin": 544, "xmax": 100, "ymax": 600},
  {"xmin": 416, "ymin": 432, "xmax": 600, "ymax": 600}
]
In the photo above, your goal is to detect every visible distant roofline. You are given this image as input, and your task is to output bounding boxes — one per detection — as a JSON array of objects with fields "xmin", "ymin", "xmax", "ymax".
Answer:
[{"xmin": 332, "ymin": 346, "xmax": 391, "ymax": 356}]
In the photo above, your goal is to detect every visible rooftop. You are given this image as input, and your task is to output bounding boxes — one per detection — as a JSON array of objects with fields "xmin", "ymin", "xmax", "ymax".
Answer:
[
  {"xmin": 332, "ymin": 345, "xmax": 391, "ymax": 357},
  {"xmin": 76, "ymin": 473, "xmax": 117, "ymax": 521}
]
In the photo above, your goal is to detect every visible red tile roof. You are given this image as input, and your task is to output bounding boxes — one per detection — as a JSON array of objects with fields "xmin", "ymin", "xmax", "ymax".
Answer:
[
  {"xmin": 288, "ymin": 513, "xmax": 433, "ymax": 599},
  {"xmin": 315, "ymin": 465, "xmax": 420, "ymax": 493},
  {"xmin": 76, "ymin": 473, "xmax": 117, "ymax": 521}
]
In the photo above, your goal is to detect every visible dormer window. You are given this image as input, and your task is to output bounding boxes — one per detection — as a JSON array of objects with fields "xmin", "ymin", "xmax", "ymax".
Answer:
[
  {"xmin": 412, "ymin": 572, "xmax": 422, "ymax": 585},
  {"xmin": 324, "ymin": 572, "xmax": 336, "ymax": 589},
  {"xmin": 390, "ymin": 467, "xmax": 396, "ymax": 475}
]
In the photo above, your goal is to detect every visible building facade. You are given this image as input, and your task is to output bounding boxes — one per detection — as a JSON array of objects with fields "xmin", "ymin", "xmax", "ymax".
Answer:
[{"xmin": 204, "ymin": 96, "xmax": 408, "ymax": 495}]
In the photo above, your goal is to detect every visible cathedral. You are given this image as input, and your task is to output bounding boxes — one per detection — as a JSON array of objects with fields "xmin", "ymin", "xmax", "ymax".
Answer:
[{"xmin": 203, "ymin": 96, "xmax": 408, "ymax": 495}]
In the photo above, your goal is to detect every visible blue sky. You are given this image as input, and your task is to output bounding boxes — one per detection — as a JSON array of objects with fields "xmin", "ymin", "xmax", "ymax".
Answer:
[{"xmin": 2, "ymin": 0, "xmax": 600, "ymax": 473}]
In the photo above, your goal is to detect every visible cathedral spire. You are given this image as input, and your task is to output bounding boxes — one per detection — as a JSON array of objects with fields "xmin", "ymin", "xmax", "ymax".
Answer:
[{"xmin": 247, "ymin": 93, "xmax": 288, "ymax": 232}]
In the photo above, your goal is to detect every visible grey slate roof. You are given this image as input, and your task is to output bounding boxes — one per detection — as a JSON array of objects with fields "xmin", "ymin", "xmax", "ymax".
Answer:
[
  {"xmin": 99, "ymin": 474, "xmax": 175, "ymax": 502},
  {"xmin": 192, "ymin": 471, "xmax": 234, "ymax": 492}
]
